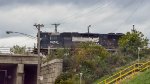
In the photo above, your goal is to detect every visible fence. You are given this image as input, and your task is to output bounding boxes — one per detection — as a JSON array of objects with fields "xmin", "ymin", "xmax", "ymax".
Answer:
[{"xmin": 98, "ymin": 61, "xmax": 150, "ymax": 84}]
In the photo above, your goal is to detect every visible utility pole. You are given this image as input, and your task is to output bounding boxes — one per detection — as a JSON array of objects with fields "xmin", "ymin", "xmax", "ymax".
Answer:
[
  {"xmin": 133, "ymin": 25, "xmax": 135, "ymax": 30},
  {"xmin": 88, "ymin": 25, "xmax": 91, "ymax": 34},
  {"xmin": 34, "ymin": 23, "xmax": 44, "ymax": 84},
  {"xmin": 132, "ymin": 25, "xmax": 136, "ymax": 32},
  {"xmin": 52, "ymin": 23, "xmax": 60, "ymax": 33},
  {"xmin": 87, "ymin": 25, "xmax": 91, "ymax": 41}
]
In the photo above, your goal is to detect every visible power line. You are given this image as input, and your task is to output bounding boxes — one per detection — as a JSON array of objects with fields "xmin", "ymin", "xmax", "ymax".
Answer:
[
  {"xmin": 57, "ymin": 0, "xmax": 113, "ymax": 23},
  {"xmin": 92, "ymin": 0, "xmax": 136, "ymax": 25},
  {"xmin": 57, "ymin": 0, "xmax": 105, "ymax": 22},
  {"xmin": 87, "ymin": 0, "xmax": 142, "ymax": 33},
  {"xmin": 52, "ymin": 0, "xmax": 113, "ymax": 32},
  {"xmin": 111, "ymin": 0, "xmax": 143, "ymax": 32},
  {"xmin": 73, "ymin": 0, "xmax": 114, "ymax": 20}
]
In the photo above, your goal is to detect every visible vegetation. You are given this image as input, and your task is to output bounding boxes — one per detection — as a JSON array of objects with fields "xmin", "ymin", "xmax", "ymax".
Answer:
[
  {"xmin": 10, "ymin": 45, "xmax": 26, "ymax": 54},
  {"xmin": 72, "ymin": 42, "xmax": 110, "ymax": 83},
  {"xmin": 48, "ymin": 28, "xmax": 149, "ymax": 84},
  {"xmin": 123, "ymin": 69, "xmax": 150, "ymax": 84},
  {"xmin": 119, "ymin": 28, "xmax": 149, "ymax": 58},
  {"xmin": 94, "ymin": 28, "xmax": 150, "ymax": 83},
  {"xmin": 54, "ymin": 42, "xmax": 131, "ymax": 84},
  {"xmin": 10, "ymin": 45, "xmax": 33, "ymax": 55}
]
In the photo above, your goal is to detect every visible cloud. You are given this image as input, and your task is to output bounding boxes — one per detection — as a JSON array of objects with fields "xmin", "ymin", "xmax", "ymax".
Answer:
[
  {"xmin": 0, "ymin": 36, "xmax": 36, "ymax": 47},
  {"xmin": 0, "ymin": 0, "xmax": 150, "ymax": 47},
  {"xmin": 0, "ymin": 0, "xmax": 102, "ymax": 8}
]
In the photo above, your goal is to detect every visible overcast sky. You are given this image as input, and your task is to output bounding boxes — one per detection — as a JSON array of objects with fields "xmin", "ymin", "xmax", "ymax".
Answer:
[{"xmin": 0, "ymin": 0, "xmax": 150, "ymax": 47}]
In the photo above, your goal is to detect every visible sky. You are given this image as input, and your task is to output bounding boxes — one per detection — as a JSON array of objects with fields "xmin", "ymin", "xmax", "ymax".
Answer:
[{"xmin": 0, "ymin": 0, "xmax": 150, "ymax": 47}]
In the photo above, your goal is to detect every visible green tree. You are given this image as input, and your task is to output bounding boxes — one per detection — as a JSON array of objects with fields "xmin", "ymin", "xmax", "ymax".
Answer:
[
  {"xmin": 10, "ymin": 45, "xmax": 26, "ymax": 54},
  {"xmin": 44, "ymin": 48, "xmax": 70, "ymax": 63},
  {"xmin": 72, "ymin": 42, "xmax": 110, "ymax": 83},
  {"xmin": 55, "ymin": 42, "xmax": 110, "ymax": 84},
  {"xmin": 119, "ymin": 28, "xmax": 149, "ymax": 57}
]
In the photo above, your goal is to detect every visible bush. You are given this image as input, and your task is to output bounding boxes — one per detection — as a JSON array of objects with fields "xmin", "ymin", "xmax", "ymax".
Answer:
[
  {"xmin": 55, "ymin": 72, "xmax": 72, "ymax": 84},
  {"xmin": 55, "ymin": 72, "xmax": 80, "ymax": 84}
]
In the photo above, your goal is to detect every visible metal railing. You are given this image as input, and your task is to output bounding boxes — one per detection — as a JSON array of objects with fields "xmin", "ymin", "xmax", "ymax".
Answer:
[
  {"xmin": 0, "ymin": 47, "xmax": 34, "ymax": 55},
  {"xmin": 98, "ymin": 61, "xmax": 150, "ymax": 84}
]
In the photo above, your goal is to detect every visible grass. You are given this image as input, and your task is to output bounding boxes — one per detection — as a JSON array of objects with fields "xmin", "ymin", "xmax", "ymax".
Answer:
[
  {"xmin": 93, "ymin": 61, "xmax": 139, "ymax": 84},
  {"xmin": 93, "ymin": 57, "xmax": 150, "ymax": 84},
  {"xmin": 122, "ymin": 69, "xmax": 150, "ymax": 84},
  {"xmin": 93, "ymin": 66, "xmax": 133, "ymax": 84},
  {"xmin": 94, "ymin": 63, "xmax": 150, "ymax": 84}
]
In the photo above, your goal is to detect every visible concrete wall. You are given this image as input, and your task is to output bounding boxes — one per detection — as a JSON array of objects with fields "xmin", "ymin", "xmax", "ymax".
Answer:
[
  {"xmin": 0, "ymin": 54, "xmax": 38, "ymax": 64},
  {"xmin": 40, "ymin": 59, "xmax": 63, "ymax": 84},
  {"xmin": 0, "ymin": 54, "xmax": 63, "ymax": 84},
  {"xmin": 0, "ymin": 54, "xmax": 38, "ymax": 84}
]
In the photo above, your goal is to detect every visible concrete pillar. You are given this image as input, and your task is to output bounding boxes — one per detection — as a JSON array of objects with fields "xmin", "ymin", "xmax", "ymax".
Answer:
[{"xmin": 16, "ymin": 64, "xmax": 24, "ymax": 84}]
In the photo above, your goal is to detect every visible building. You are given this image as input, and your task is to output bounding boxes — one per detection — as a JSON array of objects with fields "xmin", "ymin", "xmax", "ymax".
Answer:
[{"xmin": 34, "ymin": 32, "xmax": 123, "ymax": 55}]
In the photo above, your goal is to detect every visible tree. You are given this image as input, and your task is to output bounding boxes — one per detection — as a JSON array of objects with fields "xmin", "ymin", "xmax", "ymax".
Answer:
[
  {"xmin": 10, "ymin": 45, "xmax": 26, "ymax": 54},
  {"xmin": 44, "ymin": 48, "xmax": 70, "ymax": 63},
  {"xmin": 72, "ymin": 42, "xmax": 110, "ymax": 83},
  {"xmin": 119, "ymin": 28, "xmax": 149, "ymax": 57},
  {"xmin": 55, "ymin": 42, "xmax": 110, "ymax": 84}
]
